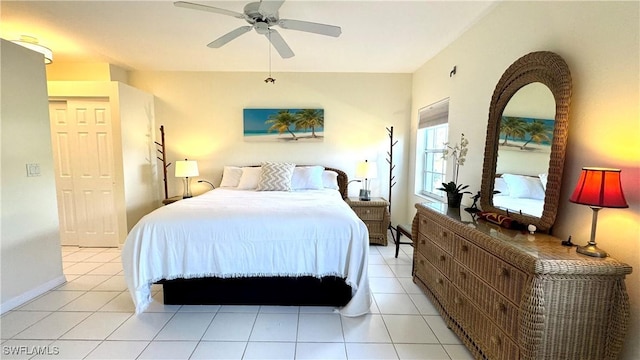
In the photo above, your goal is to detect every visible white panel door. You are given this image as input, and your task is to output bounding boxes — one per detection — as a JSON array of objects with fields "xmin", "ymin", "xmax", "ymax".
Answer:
[{"xmin": 49, "ymin": 99, "xmax": 119, "ymax": 247}]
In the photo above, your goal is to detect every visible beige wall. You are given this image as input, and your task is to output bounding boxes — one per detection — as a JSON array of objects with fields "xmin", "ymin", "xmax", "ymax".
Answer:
[
  {"xmin": 408, "ymin": 2, "xmax": 639, "ymax": 359},
  {"xmin": 128, "ymin": 71, "xmax": 413, "ymax": 224},
  {"xmin": 1, "ymin": 39, "xmax": 64, "ymax": 311}
]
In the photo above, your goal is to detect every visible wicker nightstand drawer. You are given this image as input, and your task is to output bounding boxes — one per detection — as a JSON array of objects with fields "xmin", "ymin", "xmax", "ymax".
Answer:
[{"xmin": 347, "ymin": 197, "xmax": 390, "ymax": 246}]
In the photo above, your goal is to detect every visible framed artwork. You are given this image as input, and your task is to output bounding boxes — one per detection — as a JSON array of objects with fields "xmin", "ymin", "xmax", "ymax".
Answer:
[
  {"xmin": 243, "ymin": 108, "xmax": 324, "ymax": 142},
  {"xmin": 499, "ymin": 116, "xmax": 554, "ymax": 153}
]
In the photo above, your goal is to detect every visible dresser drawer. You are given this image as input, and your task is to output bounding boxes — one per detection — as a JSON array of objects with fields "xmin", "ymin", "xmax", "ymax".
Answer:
[
  {"xmin": 415, "ymin": 252, "xmax": 450, "ymax": 304},
  {"xmin": 352, "ymin": 206, "xmax": 386, "ymax": 221},
  {"xmin": 449, "ymin": 286, "xmax": 519, "ymax": 360},
  {"xmin": 452, "ymin": 262, "xmax": 519, "ymax": 339},
  {"xmin": 416, "ymin": 235, "xmax": 453, "ymax": 279},
  {"xmin": 417, "ymin": 214, "xmax": 455, "ymax": 253},
  {"xmin": 454, "ymin": 238, "xmax": 527, "ymax": 304}
]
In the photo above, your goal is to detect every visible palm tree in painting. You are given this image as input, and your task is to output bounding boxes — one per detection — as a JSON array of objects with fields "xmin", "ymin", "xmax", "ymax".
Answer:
[
  {"xmin": 500, "ymin": 116, "xmax": 527, "ymax": 145},
  {"xmin": 295, "ymin": 109, "xmax": 324, "ymax": 138},
  {"xmin": 520, "ymin": 119, "xmax": 551, "ymax": 150},
  {"xmin": 266, "ymin": 110, "xmax": 298, "ymax": 139}
]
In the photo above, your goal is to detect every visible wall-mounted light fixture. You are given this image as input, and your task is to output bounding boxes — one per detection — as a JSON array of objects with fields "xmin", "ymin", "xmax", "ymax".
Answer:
[{"xmin": 11, "ymin": 35, "xmax": 53, "ymax": 64}]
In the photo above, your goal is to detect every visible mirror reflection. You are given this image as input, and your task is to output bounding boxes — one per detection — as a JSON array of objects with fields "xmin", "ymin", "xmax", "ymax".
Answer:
[{"xmin": 493, "ymin": 83, "xmax": 555, "ymax": 217}]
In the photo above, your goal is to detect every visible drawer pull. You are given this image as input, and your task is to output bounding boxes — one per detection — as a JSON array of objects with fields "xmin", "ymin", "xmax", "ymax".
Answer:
[
  {"xmin": 498, "ymin": 267, "xmax": 510, "ymax": 277},
  {"xmin": 419, "ymin": 259, "xmax": 425, "ymax": 265},
  {"xmin": 365, "ymin": 210, "xmax": 371, "ymax": 214},
  {"xmin": 420, "ymin": 239, "xmax": 426, "ymax": 245},
  {"xmin": 458, "ymin": 271, "xmax": 466, "ymax": 280},
  {"xmin": 436, "ymin": 278, "xmax": 443, "ymax": 285},
  {"xmin": 454, "ymin": 297, "xmax": 462, "ymax": 305},
  {"xmin": 490, "ymin": 335, "xmax": 501, "ymax": 346},
  {"xmin": 495, "ymin": 302, "xmax": 507, "ymax": 313},
  {"xmin": 440, "ymin": 231, "xmax": 448, "ymax": 238},
  {"xmin": 461, "ymin": 245, "xmax": 468, "ymax": 252},
  {"xmin": 439, "ymin": 255, "xmax": 446, "ymax": 261}
]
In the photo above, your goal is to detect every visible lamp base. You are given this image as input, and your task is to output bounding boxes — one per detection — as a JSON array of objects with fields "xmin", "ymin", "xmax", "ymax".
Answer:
[
  {"xmin": 576, "ymin": 243, "xmax": 608, "ymax": 258},
  {"xmin": 359, "ymin": 189, "xmax": 371, "ymax": 201}
]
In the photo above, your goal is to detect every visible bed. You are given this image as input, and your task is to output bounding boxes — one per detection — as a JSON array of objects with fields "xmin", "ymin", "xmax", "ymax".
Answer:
[
  {"xmin": 122, "ymin": 164, "xmax": 371, "ymax": 317},
  {"xmin": 493, "ymin": 173, "xmax": 546, "ymax": 217}
]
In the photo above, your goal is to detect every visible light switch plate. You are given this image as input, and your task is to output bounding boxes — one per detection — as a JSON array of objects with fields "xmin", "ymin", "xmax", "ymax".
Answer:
[{"xmin": 26, "ymin": 163, "xmax": 41, "ymax": 177}]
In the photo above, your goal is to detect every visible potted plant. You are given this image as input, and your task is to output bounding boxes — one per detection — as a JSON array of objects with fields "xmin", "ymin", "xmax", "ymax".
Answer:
[{"xmin": 438, "ymin": 133, "xmax": 471, "ymax": 208}]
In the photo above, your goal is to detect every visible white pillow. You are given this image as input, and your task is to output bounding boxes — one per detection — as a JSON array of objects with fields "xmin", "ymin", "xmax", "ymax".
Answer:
[
  {"xmin": 502, "ymin": 173, "xmax": 546, "ymax": 200},
  {"xmin": 291, "ymin": 166, "xmax": 325, "ymax": 190},
  {"xmin": 256, "ymin": 162, "xmax": 295, "ymax": 191},
  {"xmin": 219, "ymin": 166, "xmax": 243, "ymax": 188},
  {"xmin": 322, "ymin": 170, "xmax": 339, "ymax": 190},
  {"xmin": 236, "ymin": 166, "xmax": 262, "ymax": 190},
  {"xmin": 494, "ymin": 177, "xmax": 510, "ymax": 196},
  {"xmin": 539, "ymin": 173, "xmax": 548, "ymax": 191}
]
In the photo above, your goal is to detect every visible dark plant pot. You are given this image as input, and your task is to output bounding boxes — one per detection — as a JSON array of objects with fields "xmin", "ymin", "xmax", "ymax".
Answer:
[{"xmin": 447, "ymin": 193, "xmax": 463, "ymax": 208}]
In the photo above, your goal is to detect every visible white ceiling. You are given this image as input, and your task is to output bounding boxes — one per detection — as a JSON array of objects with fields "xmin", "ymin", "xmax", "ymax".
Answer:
[{"xmin": 1, "ymin": 1, "xmax": 496, "ymax": 73}]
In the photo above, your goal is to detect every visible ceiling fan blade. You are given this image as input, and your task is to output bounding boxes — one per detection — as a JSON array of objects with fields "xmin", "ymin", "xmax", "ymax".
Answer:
[
  {"xmin": 258, "ymin": 0, "xmax": 285, "ymax": 19},
  {"xmin": 265, "ymin": 29, "xmax": 294, "ymax": 58},
  {"xmin": 174, "ymin": 1, "xmax": 246, "ymax": 19},
  {"xmin": 278, "ymin": 19, "xmax": 341, "ymax": 37},
  {"xmin": 207, "ymin": 26, "xmax": 253, "ymax": 48}
]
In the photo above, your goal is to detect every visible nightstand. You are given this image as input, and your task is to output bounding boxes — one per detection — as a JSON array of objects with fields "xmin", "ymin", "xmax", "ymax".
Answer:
[
  {"xmin": 347, "ymin": 197, "xmax": 390, "ymax": 245},
  {"xmin": 162, "ymin": 196, "xmax": 183, "ymax": 205}
]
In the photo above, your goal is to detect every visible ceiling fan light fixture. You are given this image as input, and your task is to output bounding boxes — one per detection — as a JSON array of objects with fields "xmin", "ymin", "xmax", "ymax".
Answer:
[{"xmin": 11, "ymin": 35, "xmax": 53, "ymax": 64}]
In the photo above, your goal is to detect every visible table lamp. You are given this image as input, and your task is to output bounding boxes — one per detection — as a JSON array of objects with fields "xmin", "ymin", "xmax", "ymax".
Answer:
[
  {"xmin": 355, "ymin": 160, "xmax": 377, "ymax": 201},
  {"xmin": 569, "ymin": 167, "xmax": 628, "ymax": 257},
  {"xmin": 175, "ymin": 159, "xmax": 199, "ymax": 198}
]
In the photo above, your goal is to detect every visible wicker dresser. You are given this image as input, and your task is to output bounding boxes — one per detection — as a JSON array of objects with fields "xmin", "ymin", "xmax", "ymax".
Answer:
[
  {"xmin": 412, "ymin": 201, "xmax": 632, "ymax": 360},
  {"xmin": 347, "ymin": 197, "xmax": 390, "ymax": 245}
]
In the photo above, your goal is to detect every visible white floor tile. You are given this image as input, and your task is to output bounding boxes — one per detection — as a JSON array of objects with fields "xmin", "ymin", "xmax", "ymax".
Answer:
[
  {"xmin": 13, "ymin": 312, "xmax": 91, "ymax": 340},
  {"xmin": 84, "ymin": 340, "xmax": 149, "ymax": 359},
  {"xmin": 87, "ymin": 262, "xmax": 123, "ymax": 276},
  {"xmin": 423, "ymin": 316, "xmax": 461, "ymax": 344},
  {"xmin": 55, "ymin": 274, "xmax": 111, "ymax": 291},
  {"xmin": 389, "ymin": 264, "xmax": 414, "ymax": 278},
  {"xmin": 296, "ymin": 342, "xmax": 347, "ymax": 359},
  {"xmin": 1, "ymin": 311, "xmax": 51, "ymax": 339},
  {"xmin": 394, "ymin": 343, "xmax": 452, "ymax": 360},
  {"xmin": 382, "ymin": 315, "xmax": 439, "ymax": 344},
  {"xmin": 92, "ymin": 275, "xmax": 127, "ymax": 291},
  {"xmin": 368, "ymin": 264, "xmax": 396, "ymax": 278},
  {"xmin": 369, "ymin": 254, "xmax": 386, "ymax": 264},
  {"xmin": 137, "ymin": 340, "xmax": 198, "ymax": 359},
  {"xmin": 374, "ymin": 293, "xmax": 420, "ymax": 315},
  {"xmin": 345, "ymin": 343, "xmax": 399, "ymax": 360},
  {"xmin": 32, "ymin": 340, "xmax": 101, "ymax": 359},
  {"xmin": 397, "ymin": 278, "xmax": 423, "ymax": 294},
  {"xmin": 342, "ymin": 314, "xmax": 391, "ymax": 343},
  {"xmin": 60, "ymin": 312, "xmax": 131, "ymax": 340},
  {"xmin": 297, "ymin": 313, "xmax": 343, "ymax": 342},
  {"xmin": 202, "ymin": 312, "xmax": 257, "ymax": 341},
  {"xmin": 298, "ymin": 306, "xmax": 335, "ymax": 314},
  {"xmin": 63, "ymin": 262, "xmax": 102, "ymax": 275},
  {"xmin": 259, "ymin": 305, "xmax": 299, "ymax": 313},
  {"xmin": 442, "ymin": 344, "xmax": 474, "ymax": 360},
  {"xmin": 410, "ymin": 294, "xmax": 439, "ymax": 315},
  {"xmin": 243, "ymin": 341, "xmax": 296, "ymax": 359},
  {"xmin": 155, "ymin": 312, "xmax": 215, "ymax": 340},
  {"xmin": 63, "ymin": 251, "xmax": 100, "ymax": 262},
  {"xmin": 85, "ymin": 251, "xmax": 121, "ymax": 263},
  {"xmin": 218, "ymin": 305, "xmax": 260, "ymax": 313},
  {"xmin": 18, "ymin": 291, "xmax": 85, "ymax": 311},
  {"xmin": 190, "ymin": 341, "xmax": 247, "ymax": 360},
  {"xmin": 145, "ymin": 291, "xmax": 181, "ymax": 313},
  {"xmin": 58, "ymin": 291, "xmax": 120, "ymax": 312},
  {"xmin": 98, "ymin": 291, "xmax": 136, "ymax": 312},
  {"xmin": 249, "ymin": 313, "xmax": 298, "ymax": 341},
  {"xmin": 370, "ymin": 277, "xmax": 406, "ymax": 294},
  {"xmin": 178, "ymin": 304, "xmax": 221, "ymax": 313},
  {"xmin": 107, "ymin": 312, "xmax": 174, "ymax": 341}
]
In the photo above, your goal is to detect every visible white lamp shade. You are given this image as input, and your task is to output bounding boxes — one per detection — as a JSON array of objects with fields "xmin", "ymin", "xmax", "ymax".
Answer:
[
  {"xmin": 355, "ymin": 161, "xmax": 378, "ymax": 179},
  {"xmin": 175, "ymin": 160, "xmax": 199, "ymax": 178}
]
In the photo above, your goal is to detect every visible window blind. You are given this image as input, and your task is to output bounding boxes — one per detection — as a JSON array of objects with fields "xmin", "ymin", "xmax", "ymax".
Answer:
[{"xmin": 418, "ymin": 98, "xmax": 449, "ymax": 129}]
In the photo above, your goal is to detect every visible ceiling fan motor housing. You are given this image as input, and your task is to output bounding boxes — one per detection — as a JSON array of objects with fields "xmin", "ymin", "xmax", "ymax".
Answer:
[{"xmin": 244, "ymin": 2, "xmax": 279, "ymax": 25}]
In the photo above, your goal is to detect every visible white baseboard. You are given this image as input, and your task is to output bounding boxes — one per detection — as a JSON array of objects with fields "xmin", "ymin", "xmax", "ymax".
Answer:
[{"xmin": 0, "ymin": 275, "xmax": 66, "ymax": 314}]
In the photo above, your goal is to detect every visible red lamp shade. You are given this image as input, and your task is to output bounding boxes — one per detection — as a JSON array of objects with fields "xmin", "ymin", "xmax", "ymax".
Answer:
[{"xmin": 569, "ymin": 167, "xmax": 628, "ymax": 208}]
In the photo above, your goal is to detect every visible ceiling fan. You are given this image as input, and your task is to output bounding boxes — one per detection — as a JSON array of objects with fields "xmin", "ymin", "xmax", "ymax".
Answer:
[{"xmin": 174, "ymin": 0, "xmax": 342, "ymax": 59}]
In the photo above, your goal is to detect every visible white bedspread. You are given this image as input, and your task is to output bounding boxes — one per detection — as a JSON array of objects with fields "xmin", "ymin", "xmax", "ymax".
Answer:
[{"xmin": 122, "ymin": 188, "xmax": 371, "ymax": 317}]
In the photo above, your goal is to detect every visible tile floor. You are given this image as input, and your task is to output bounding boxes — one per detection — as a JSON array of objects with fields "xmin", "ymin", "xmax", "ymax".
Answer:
[{"xmin": 1, "ymin": 237, "xmax": 474, "ymax": 360}]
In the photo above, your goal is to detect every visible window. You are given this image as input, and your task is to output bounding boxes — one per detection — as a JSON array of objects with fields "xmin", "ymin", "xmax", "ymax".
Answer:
[{"xmin": 416, "ymin": 99, "xmax": 449, "ymax": 199}]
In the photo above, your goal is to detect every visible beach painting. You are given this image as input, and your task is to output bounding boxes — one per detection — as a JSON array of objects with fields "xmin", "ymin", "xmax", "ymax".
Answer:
[
  {"xmin": 243, "ymin": 108, "xmax": 325, "ymax": 142},
  {"xmin": 499, "ymin": 116, "xmax": 554, "ymax": 152}
]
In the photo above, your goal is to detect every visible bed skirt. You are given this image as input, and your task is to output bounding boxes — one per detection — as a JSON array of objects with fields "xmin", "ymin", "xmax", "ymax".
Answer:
[{"xmin": 159, "ymin": 276, "xmax": 353, "ymax": 307}]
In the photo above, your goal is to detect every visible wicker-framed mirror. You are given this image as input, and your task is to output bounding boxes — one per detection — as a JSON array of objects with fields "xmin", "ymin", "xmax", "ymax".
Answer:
[{"xmin": 480, "ymin": 51, "xmax": 572, "ymax": 232}]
